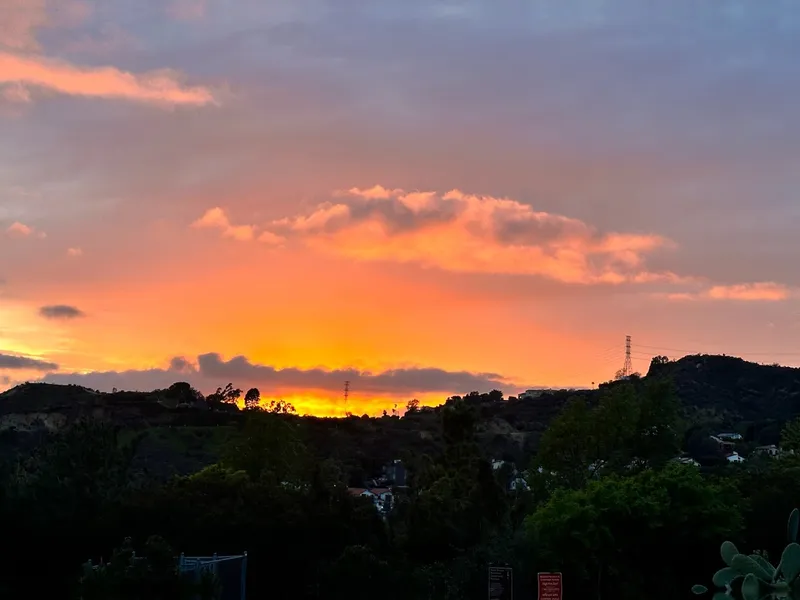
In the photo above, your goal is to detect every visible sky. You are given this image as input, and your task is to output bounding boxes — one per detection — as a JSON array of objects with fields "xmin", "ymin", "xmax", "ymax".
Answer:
[{"xmin": 2, "ymin": 0, "xmax": 800, "ymax": 416}]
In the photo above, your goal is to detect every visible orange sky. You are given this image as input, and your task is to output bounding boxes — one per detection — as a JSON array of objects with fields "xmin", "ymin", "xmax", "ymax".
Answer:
[{"xmin": 2, "ymin": 1, "xmax": 800, "ymax": 416}]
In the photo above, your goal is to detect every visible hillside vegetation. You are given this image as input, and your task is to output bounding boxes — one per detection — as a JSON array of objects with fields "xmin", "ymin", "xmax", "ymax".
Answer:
[{"xmin": 3, "ymin": 354, "xmax": 800, "ymax": 598}]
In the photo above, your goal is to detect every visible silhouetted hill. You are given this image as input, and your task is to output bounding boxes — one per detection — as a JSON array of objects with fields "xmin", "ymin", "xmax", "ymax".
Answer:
[
  {"xmin": 3, "ymin": 354, "xmax": 800, "ymax": 474},
  {"xmin": 645, "ymin": 354, "xmax": 800, "ymax": 425}
]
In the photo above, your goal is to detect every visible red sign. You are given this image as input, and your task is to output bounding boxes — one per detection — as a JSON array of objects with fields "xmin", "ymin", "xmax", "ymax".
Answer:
[{"xmin": 537, "ymin": 572, "xmax": 562, "ymax": 600}]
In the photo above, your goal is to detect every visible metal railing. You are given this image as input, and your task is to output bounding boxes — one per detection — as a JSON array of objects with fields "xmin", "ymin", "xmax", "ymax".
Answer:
[{"xmin": 179, "ymin": 553, "xmax": 248, "ymax": 600}]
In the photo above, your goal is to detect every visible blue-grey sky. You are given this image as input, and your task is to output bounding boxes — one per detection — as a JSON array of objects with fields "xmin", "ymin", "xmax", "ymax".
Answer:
[{"xmin": 1, "ymin": 0, "xmax": 799, "ymax": 414}]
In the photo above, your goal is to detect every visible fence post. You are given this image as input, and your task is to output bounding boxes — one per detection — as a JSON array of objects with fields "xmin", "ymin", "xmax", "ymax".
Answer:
[{"xmin": 241, "ymin": 552, "xmax": 248, "ymax": 600}]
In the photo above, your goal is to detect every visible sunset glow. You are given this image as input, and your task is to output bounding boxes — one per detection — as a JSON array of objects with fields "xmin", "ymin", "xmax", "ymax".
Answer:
[{"xmin": 2, "ymin": 1, "xmax": 800, "ymax": 415}]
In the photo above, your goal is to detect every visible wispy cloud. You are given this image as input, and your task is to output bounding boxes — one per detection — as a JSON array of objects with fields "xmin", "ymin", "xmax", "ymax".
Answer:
[
  {"xmin": 0, "ymin": 352, "xmax": 58, "ymax": 371},
  {"xmin": 0, "ymin": 53, "xmax": 218, "ymax": 107},
  {"xmin": 665, "ymin": 282, "xmax": 792, "ymax": 302},
  {"xmin": 67, "ymin": 247, "xmax": 83, "ymax": 257}
]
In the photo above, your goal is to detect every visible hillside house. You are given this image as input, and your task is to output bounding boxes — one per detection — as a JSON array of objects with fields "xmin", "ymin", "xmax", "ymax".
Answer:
[
  {"xmin": 726, "ymin": 452, "xmax": 746, "ymax": 463},
  {"xmin": 754, "ymin": 444, "xmax": 780, "ymax": 457},
  {"xmin": 347, "ymin": 487, "xmax": 393, "ymax": 514},
  {"xmin": 717, "ymin": 432, "xmax": 743, "ymax": 441},
  {"xmin": 710, "ymin": 436, "xmax": 736, "ymax": 454}
]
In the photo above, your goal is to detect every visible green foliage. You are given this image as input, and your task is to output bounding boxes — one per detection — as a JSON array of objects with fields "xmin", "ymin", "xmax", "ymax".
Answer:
[
  {"xmin": 536, "ymin": 381, "xmax": 680, "ymax": 487},
  {"xmin": 781, "ymin": 418, "xmax": 800, "ymax": 453},
  {"xmin": 221, "ymin": 410, "xmax": 309, "ymax": 482},
  {"xmin": 694, "ymin": 509, "xmax": 800, "ymax": 599},
  {"xmin": 8, "ymin": 363, "xmax": 800, "ymax": 600},
  {"xmin": 527, "ymin": 464, "xmax": 742, "ymax": 599},
  {"xmin": 79, "ymin": 536, "xmax": 218, "ymax": 600}
]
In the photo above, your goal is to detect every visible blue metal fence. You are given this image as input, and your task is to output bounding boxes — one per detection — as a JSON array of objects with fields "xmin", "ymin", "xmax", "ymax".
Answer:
[{"xmin": 179, "ymin": 553, "xmax": 248, "ymax": 600}]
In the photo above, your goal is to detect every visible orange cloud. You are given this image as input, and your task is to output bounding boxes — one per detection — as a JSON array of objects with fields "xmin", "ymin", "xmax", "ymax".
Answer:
[
  {"xmin": 263, "ymin": 186, "xmax": 676, "ymax": 284},
  {"xmin": 67, "ymin": 247, "xmax": 83, "ymax": 257},
  {"xmin": 192, "ymin": 207, "xmax": 256, "ymax": 241},
  {"xmin": 0, "ymin": 52, "xmax": 217, "ymax": 107},
  {"xmin": 661, "ymin": 282, "xmax": 791, "ymax": 302},
  {"xmin": 194, "ymin": 186, "xmax": 680, "ymax": 284},
  {"xmin": 5, "ymin": 221, "xmax": 45, "ymax": 237},
  {"xmin": 706, "ymin": 282, "xmax": 790, "ymax": 301}
]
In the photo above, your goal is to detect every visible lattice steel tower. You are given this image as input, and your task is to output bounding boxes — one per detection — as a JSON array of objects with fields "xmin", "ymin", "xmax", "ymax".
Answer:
[{"xmin": 622, "ymin": 335, "xmax": 632, "ymax": 378}]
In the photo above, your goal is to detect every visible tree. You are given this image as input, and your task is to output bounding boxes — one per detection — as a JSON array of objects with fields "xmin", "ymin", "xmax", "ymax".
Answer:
[
  {"xmin": 221, "ymin": 411, "xmax": 309, "ymax": 482},
  {"xmin": 525, "ymin": 464, "xmax": 742, "ymax": 600},
  {"xmin": 265, "ymin": 399, "xmax": 296, "ymax": 414},
  {"xmin": 537, "ymin": 382, "xmax": 680, "ymax": 485},
  {"xmin": 244, "ymin": 387, "xmax": 261, "ymax": 410},
  {"xmin": 78, "ymin": 536, "xmax": 218, "ymax": 600},
  {"xmin": 206, "ymin": 383, "xmax": 241, "ymax": 407},
  {"xmin": 781, "ymin": 417, "xmax": 800, "ymax": 453},
  {"xmin": 536, "ymin": 397, "xmax": 597, "ymax": 488},
  {"xmin": 405, "ymin": 399, "xmax": 420, "ymax": 414},
  {"xmin": 165, "ymin": 382, "xmax": 203, "ymax": 405}
]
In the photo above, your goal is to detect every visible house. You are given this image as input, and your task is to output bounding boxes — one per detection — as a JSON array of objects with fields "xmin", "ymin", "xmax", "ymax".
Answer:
[
  {"xmin": 717, "ymin": 432, "xmax": 743, "ymax": 442},
  {"xmin": 726, "ymin": 452, "xmax": 746, "ymax": 463},
  {"xmin": 510, "ymin": 477, "xmax": 530, "ymax": 491},
  {"xmin": 710, "ymin": 436, "xmax": 736, "ymax": 454},
  {"xmin": 754, "ymin": 445, "xmax": 780, "ymax": 457},
  {"xmin": 672, "ymin": 456, "xmax": 701, "ymax": 467},
  {"xmin": 347, "ymin": 487, "xmax": 394, "ymax": 514}
]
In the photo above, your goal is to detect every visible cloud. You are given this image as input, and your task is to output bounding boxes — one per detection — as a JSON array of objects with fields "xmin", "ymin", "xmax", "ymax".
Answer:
[
  {"xmin": 0, "ymin": 352, "xmax": 58, "ymax": 371},
  {"xmin": 1, "ymin": 81, "xmax": 30, "ymax": 103},
  {"xmin": 197, "ymin": 186, "xmax": 677, "ymax": 285},
  {"xmin": 0, "ymin": 53, "xmax": 218, "ymax": 107},
  {"xmin": 706, "ymin": 283, "xmax": 790, "ymax": 301},
  {"xmin": 166, "ymin": 0, "xmax": 207, "ymax": 20},
  {"xmin": 38, "ymin": 304, "xmax": 86, "ymax": 320},
  {"xmin": 67, "ymin": 247, "xmax": 83, "ymax": 257},
  {"xmin": 665, "ymin": 282, "xmax": 791, "ymax": 302},
  {"xmin": 191, "ymin": 207, "xmax": 258, "ymax": 242},
  {"xmin": 1, "ymin": 0, "xmax": 91, "ymax": 51},
  {"xmin": 1, "ymin": 0, "xmax": 50, "ymax": 51},
  {"xmin": 5, "ymin": 221, "xmax": 45, "ymax": 237},
  {"xmin": 41, "ymin": 352, "xmax": 508, "ymax": 397}
]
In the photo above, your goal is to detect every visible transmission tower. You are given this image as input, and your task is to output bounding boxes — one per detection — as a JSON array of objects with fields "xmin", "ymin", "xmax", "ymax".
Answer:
[
  {"xmin": 622, "ymin": 335, "xmax": 632, "ymax": 378},
  {"xmin": 343, "ymin": 381, "xmax": 350, "ymax": 409}
]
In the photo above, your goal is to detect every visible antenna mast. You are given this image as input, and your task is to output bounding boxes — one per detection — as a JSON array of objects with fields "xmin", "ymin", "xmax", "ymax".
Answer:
[{"xmin": 343, "ymin": 380, "xmax": 350, "ymax": 411}]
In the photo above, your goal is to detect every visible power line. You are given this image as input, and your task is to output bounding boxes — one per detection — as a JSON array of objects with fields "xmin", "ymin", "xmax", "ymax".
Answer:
[{"xmin": 636, "ymin": 343, "xmax": 800, "ymax": 357}]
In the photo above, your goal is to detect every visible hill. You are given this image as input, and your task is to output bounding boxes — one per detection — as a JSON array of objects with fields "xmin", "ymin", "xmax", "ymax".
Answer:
[{"xmin": 2, "ymin": 354, "xmax": 800, "ymax": 475}]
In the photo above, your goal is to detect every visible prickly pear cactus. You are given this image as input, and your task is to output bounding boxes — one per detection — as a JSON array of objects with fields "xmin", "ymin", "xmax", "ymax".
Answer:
[{"xmin": 693, "ymin": 509, "xmax": 800, "ymax": 599}]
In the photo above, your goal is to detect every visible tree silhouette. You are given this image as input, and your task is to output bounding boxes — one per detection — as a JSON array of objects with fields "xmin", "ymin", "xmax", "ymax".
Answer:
[{"xmin": 244, "ymin": 388, "xmax": 261, "ymax": 410}]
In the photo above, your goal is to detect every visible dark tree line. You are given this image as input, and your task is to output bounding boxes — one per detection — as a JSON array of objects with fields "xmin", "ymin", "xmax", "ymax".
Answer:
[{"xmin": 2, "ymin": 378, "xmax": 800, "ymax": 599}]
